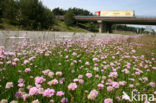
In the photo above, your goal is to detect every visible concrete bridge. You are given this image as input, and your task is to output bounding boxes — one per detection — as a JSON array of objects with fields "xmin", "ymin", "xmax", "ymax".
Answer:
[{"xmin": 57, "ymin": 16, "xmax": 156, "ymax": 33}]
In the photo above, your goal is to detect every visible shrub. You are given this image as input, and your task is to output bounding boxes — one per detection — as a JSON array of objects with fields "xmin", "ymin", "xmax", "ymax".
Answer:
[{"xmin": 64, "ymin": 9, "xmax": 75, "ymax": 26}]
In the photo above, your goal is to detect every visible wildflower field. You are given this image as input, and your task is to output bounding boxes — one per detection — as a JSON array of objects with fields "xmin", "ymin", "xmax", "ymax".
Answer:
[{"xmin": 0, "ymin": 35, "xmax": 156, "ymax": 103}]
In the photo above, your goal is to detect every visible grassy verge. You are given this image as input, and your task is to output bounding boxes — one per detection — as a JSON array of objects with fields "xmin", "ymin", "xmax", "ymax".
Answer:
[{"xmin": 0, "ymin": 35, "xmax": 156, "ymax": 103}]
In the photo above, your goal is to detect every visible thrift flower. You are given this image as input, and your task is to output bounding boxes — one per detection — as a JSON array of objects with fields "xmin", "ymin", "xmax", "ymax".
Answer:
[
  {"xmin": 68, "ymin": 83, "xmax": 77, "ymax": 91},
  {"xmin": 88, "ymin": 90, "xmax": 98, "ymax": 100}
]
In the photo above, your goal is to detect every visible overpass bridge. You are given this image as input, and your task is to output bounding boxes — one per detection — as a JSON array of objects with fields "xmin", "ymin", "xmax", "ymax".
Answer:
[{"xmin": 57, "ymin": 16, "xmax": 156, "ymax": 33}]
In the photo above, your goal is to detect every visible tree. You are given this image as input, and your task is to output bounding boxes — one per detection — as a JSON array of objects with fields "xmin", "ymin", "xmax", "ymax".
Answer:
[
  {"xmin": 19, "ymin": 0, "xmax": 54, "ymax": 30},
  {"xmin": 2, "ymin": 0, "xmax": 18, "ymax": 24},
  {"xmin": 64, "ymin": 9, "xmax": 75, "ymax": 26},
  {"xmin": 41, "ymin": 8, "xmax": 54, "ymax": 29},
  {"xmin": 71, "ymin": 8, "xmax": 93, "ymax": 16},
  {"xmin": 52, "ymin": 8, "xmax": 66, "ymax": 16},
  {"xmin": 0, "ymin": 0, "xmax": 2, "ymax": 23}
]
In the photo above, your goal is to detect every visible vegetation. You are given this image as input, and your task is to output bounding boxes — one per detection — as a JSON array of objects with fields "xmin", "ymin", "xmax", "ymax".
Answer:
[
  {"xmin": 52, "ymin": 7, "xmax": 92, "ymax": 16},
  {"xmin": 0, "ymin": 35, "xmax": 156, "ymax": 103},
  {"xmin": 52, "ymin": 8, "xmax": 66, "ymax": 16},
  {"xmin": 0, "ymin": 0, "xmax": 54, "ymax": 30},
  {"xmin": 70, "ymin": 8, "xmax": 93, "ymax": 16},
  {"xmin": 0, "ymin": 0, "xmax": 153, "ymax": 34},
  {"xmin": 52, "ymin": 21, "xmax": 88, "ymax": 32},
  {"xmin": 64, "ymin": 10, "xmax": 75, "ymax": 26}
]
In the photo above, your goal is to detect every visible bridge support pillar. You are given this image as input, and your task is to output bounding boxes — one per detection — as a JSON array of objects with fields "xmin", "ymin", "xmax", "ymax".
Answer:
[
  {"xmin": 97, "ymin": 20, "xmax": 112, "ymax": 33},
  {"xmin": 97, "ymin": 20, "xmax": 103, "ymax": 33},
  {"xmin": 104, "ymin": 23, "xmax": 112, "ymax": 33}
]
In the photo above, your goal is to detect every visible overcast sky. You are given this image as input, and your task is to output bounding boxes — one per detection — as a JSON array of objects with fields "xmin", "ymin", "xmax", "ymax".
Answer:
[{"xmin": 41, "ymin": 0, "xmax": 156, "ymax": 30}]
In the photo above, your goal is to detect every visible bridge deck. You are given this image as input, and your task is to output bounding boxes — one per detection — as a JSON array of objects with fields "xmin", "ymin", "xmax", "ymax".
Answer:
[{"xmin": 57, "ymin": 16, "xmax": 156, "ymax": 25}]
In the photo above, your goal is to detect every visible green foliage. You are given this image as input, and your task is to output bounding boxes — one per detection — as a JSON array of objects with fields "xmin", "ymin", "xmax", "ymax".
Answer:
[
  {"xmin": 52, "ymin": 7, "xmax": 92, "ymax": 16},
  {"xmin": 0, "ymin": 0, "xmax": 3, "ymax": 21},
  {"xmin": 0, "ymin": 0, "xmax": 55, "ymax": 30},
  {"xmin": 70, "ymin": 7, "xmax": 93, "ymax": 16},
  {"xmin": 112, "ymin": 24, "xmax": 137, "ymax": 32},
  {"xmin": 64, "ymin": 9, "xmax": 75, "ymax": 26},
  {"xmin": 19, "ymin": 0, "xmax": 54, "ymax": 30},
  {"xmin": 2, "ymin": 0, "xmax": 18, "ymax": 24},
  {"xmin": 0, "ymin": 36, "xmax": 156, "ymax": 102},
  {"xmin": 52, "ymin": 7, "xmax": 66, "ymax": 16}
]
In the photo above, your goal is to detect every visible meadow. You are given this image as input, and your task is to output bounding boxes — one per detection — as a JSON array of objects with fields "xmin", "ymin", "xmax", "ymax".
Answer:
[{"xmin": 0, "ymin": 35, "xmax": 156, "ymax": 103}]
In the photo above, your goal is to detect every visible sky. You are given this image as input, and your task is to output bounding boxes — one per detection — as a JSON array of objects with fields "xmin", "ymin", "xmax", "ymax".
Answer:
[{"xmin": 41, "ymin": 0, "xmax": 156, "ymax": 31}]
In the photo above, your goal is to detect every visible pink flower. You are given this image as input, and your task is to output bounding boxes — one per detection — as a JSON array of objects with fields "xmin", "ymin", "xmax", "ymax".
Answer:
[
  {"xmin": 78, "ymin": 75, "xmax": 83, "ymax": 79},
  {"xmin": 56, "ymin": 71, "xmax": 62, "ymax": 76},
  {"xmin": 13, "ymin": 58, "xmax": 19, "ymax": 62},
  {"xmin": 152, "ymin": 67, "xmax": 156, "ymax": 70},
  {"xmin": 131, "ymin": 49, "xmax": 136, "ymax": 53},
  {"xmin": 48, "ymin": 79, "xmax": 58, "ymax": 85},
  {"xmin": 6, "ymin": 61, "xmax": 11, "ymax": 64},
  {"xmin": 35, "ymin": 77, "xmax": 46, "ymax": 84},
  {"xmin": 110, "ymin": 62, "xmax": 115, "ymax": 66},
  {"xmin": 129, "ymin": 84, "xmax": 134, "ymax": 88},
  {"xmin": 56, "ymin": 91, "xmax": 64, "ymax": 97},
  {"xmin": 107, "ymin": 86, "xmax": 114, "ymax": 92},
  {"xmin": 12, "ymin": 62, "xmax": 16, "ymax": 66},
  {"xmin": 104, "ymin": 98, "xmax": 113, "ymax": 103},
  {"xmin": 61, "ymin": 97, "xmax": 68, "ymax": 103},
  {"xmin": 111, "ymin": 82, "xmax": 119, "ymax": 88},
  {"xmin": 149, "ymin": 82, "xmax": 155, "ymax": 87},
  {"xmin": 97, "ymin": 83, "xmax": 104, "ymax": 90},
  {"xmin": 78, "ymin": 79, "xmax": 84, "ymax": 84},
  {"xmin": 86, "ymin": 73, "xmax": 92, "ymax": 78},
  {"xmin": 59, "ymin": 78, "xmax": 65, "ymax": 84},
  {"xmin": 0, "ymin": 62, "xmax": 3, "ymax": 65},
  {"xmin": 29, "ymin": 87, "xmax": 39, "ymax": 96},
  {"xmin": 129, "ymin": 78, "xmax": 135, "ymax": 81},
  {"xmin": 18, "ymin": 83, "xmax": 24, "ymax": 87},
  {"xmin": 22, "ymin": 94, "xmax": 29, "ymax": 101},
  {"xmin": 42, "ymin": 69, "xmax": 50, "ymax": 75},
  {"xmin": 122, "ymin": 69, "xmax": 130, "ymax": 74},
  {"xmin": 108, "ymin": 72, "xmax": 118, "ymax": 78},
  {"xmin": 119, "ymin": 81, "xmax": 126, "ymax": 86},
  {"xmin": 5, "ymin": 82, "xmax": 13, "ymax": 89},
  {"xmin": 68, "ymin": 83, "xmax": 77, "ymax": 91},
  {"xmin": 42, "ymin": 88, "xmax": 55, "ymax": 97},
  {"xmin": 88, "ymin": 90, "xmax": 98, "ymax": 100},
  {"xmin": 32, "ymin": 99, "xmax": 40, "ymax": 103},
  {"xmin": 72, "ymin": 52, "xmax": 77, "ymax": 56},
  {"xmin": 92, "ymin": 58, "xmax": 99, "ymax": 62},
  {"xmin": 85, "ymin": 61, "xmax": 90, "ymax": 65},
  {"xmin": 93, "ymin": 67, "xmax": 99, "ymax": 72},
  {"xmin": 24, "ymin": 68, "xmax": 31, "ymax": 73},
  {"xmin": 65, "ymin": 55, "xmax": 69, "ymax": 59},
  {"xmin": 24, "ymin": 60, "xmax": 29, "ymax": 64},
  {"xmin": 18, "ymin": 78, "xmax": 24, "ymax": 83},
  {"xmin": 73, "ymin": 78, "xmax": 79, "ymax": 82}
]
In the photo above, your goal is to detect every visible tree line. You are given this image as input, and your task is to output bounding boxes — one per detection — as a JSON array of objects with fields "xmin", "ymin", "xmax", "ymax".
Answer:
[
  {"xmin": 0, "ymin": 0, "xmax": 55, "ymax": 30},
  {"xmin": 53, "ymin": 7, "xmax": 92, "ymax": 16},
  {"xmin": 0, "ymin": 0, "xmax": 93, "ymax": 30}
]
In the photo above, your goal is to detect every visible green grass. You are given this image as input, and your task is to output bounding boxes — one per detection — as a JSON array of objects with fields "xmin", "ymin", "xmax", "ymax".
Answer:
[
  {"xmin": 52, "ymin": 21, "xmax": 89, "ymax": 32},
  {"xmin": 0, "ymin": 18, "xmax": 89, "ymax": 32},
  {"xmin": 112, "ymin": 30, "xmax": 138, "ymax": 35},
  {"xmin": 0, "ymin": 18, "xmax": 20, "ymax": 30},
  {"xmin": 0, "ymin": 35, "xmax": 156, "ymax": 103}
]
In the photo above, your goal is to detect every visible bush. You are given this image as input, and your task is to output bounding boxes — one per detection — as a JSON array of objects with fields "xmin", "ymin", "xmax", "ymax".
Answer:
[{"xmin": 64, "ymin": 9, "xmax": 75, "ymax": 26}]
